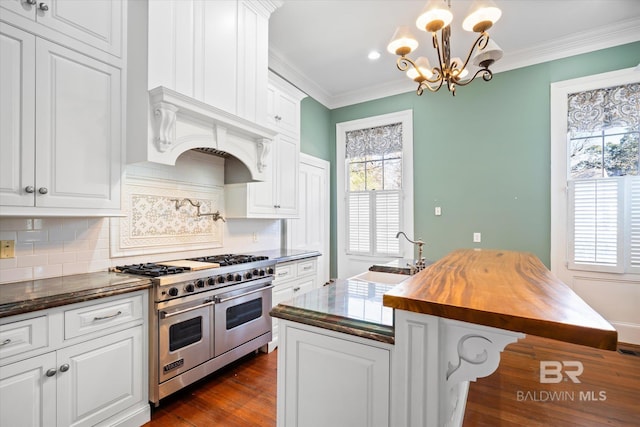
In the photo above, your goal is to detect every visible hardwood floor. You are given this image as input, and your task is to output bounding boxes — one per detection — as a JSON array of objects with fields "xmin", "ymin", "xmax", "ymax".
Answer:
[{"xmin": 144, "ymin": 336, "xmax": 640, "ymax": 426}]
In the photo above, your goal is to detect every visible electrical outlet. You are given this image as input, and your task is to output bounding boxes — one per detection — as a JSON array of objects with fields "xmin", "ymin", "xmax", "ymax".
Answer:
[
  {"xmin": 252, "ymin": 232, "xmax": 258, "ymax": 243},
  {"xmin": 0, "ymin": 240, "xmax": 15, "ymax": 259},
  {"xmin": 473, "ymin": 232, "xmax": 481, "ymax": 243}
]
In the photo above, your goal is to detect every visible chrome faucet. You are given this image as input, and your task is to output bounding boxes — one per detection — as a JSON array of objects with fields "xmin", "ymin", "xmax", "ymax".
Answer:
[{"xmin": 396, "ymin": 231, "xmax": 426, "ymax": 273}]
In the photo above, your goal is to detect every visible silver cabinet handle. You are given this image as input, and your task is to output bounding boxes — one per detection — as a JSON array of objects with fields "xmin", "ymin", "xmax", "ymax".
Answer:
[
  {"xmin": 25, "ymin": 186, "xmax": 35, "ymax": 193},
  {"xmin": 38, "ymin": 187, "xmax": 48, "ymax": 194},
  {"xmin": 277, "ymin": 271, "xmax": 289, "ymax": 277},
  {"xmin": 0, "ymin": 339, "xmax": 11, "ymax": 346},
  {"xmin": 93, "ymin": 310, "xmax": 122, "ymax": 321},
  {"xmin": 25, "ymin": 0, "xmax": 37, "ymax": 4},
  {"xmin": 59, "ymin": 364, "xmax": 70, "ymax": 373},
  {"xmin": 274, "ymin": 115, "xmax": 282, "ymax": 121},
  {"xmin": 303, "ymin": 266, "xmax": 312, "ymax": 270},
  {"xmin": 45, "ymin": 368, "xmax": 57, "ymax": 377},
  {"xmin": 38, "ymin": 2, "xmax": 48, "ymax": 11}
]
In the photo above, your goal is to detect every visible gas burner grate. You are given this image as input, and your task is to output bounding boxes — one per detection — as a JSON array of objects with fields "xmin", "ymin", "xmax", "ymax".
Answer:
[
  {"xmin": 116, "ymin": 263, "xmax": 188, "ymax": 277},
  {"xmin": 187, "ymin": 254, "xmax": 269, "ymax": 266}
]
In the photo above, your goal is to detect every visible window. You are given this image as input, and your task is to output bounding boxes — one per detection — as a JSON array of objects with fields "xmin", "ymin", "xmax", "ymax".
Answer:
[
  {"xmin": 565, "ymin": 83, "xmax": 640, "ymax": 273},
  {"xmin": 336, "ymin": 110, "xmax": 414, "ymax": 278},
  {"xmin": 345, "ymin": 123, "xmax": 403, "ymax": 256}
]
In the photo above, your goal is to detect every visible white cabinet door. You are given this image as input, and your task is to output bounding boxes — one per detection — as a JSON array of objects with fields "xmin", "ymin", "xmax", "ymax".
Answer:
[
  {"xmin": 56, "ymin": 326, "xmax": 143, "ymax": 427},
  {"xmin": 0, "ymin": 0, "xmax": 123, "ymax": 58},
  {"xmin": 280, "ymin": 325, "xmax": 390, "ymax": 427},
  {"xmin": 274, "ymin": 134, "xmax": 299, "ymax": 216},
  {"xmin": 0, "ymin": 352, "xmax": 56, "ymax": 427},
  {"xmin": 35, "ymin": 38, "xmax": 121, "ymax": 209},
  {"xmin": 38, "ymin": 0, "xmax": 123, "ymax": 57},
  {"xmin": 0, "ymin": 23, "xmax": 36, "ymax": 207},
  {"xmin": 266, "ymin": 82, "xmax": 299, "ymax": 136}
]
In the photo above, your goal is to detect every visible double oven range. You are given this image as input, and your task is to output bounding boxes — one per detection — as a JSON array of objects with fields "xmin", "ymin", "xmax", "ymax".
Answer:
[{"xmin": 116, "ymin": 254, "xmax": 276, "ymax": 406}]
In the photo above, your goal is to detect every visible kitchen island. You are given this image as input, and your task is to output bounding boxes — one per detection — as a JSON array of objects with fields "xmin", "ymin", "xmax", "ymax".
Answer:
[{"xmin": 270, "ymin": 249, "xmax": 617, "ymax": 427}]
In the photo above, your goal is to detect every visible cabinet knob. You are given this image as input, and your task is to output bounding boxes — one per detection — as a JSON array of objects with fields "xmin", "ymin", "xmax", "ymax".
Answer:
[
  {"xmin": 24, "ymin": 0, "xmax": 37, "ymax": 5},
  {"xmin": 38, "ymin": 2, "xmax": 48, "ymax": 11},
  {"xmin": 293, "ymin": 287, "xmax": 301, "ymax": 292},
  {"xmin": 25, "ymin": 186, "xmax": 35, "ymax": 193},
  {"xmin": 274, "ymin": 115, "xmax": 282, "ymax": 121},
  {"xmin": 59, "ymin": 364, "xmax": 70, "ymax": 373},
  {"xmin": 45, "ymin": 368, "xmax": 57, "ymax": 377},
  {"xmin": 38, "ymin": 187, "xmax": 48, "ymax": 194}
]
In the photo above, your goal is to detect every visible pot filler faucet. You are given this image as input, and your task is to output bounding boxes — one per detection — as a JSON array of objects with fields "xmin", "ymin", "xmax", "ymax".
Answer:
[{"xmin": 396, "ymin": 231, "xmax": 427, "ymax": 273}]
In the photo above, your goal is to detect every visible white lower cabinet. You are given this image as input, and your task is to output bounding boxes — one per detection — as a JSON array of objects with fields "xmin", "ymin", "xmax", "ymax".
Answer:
[
  {"xmin": 268, "ymin": 257, "xmax": 318, "ymax": 352},
  {"xmin": 277, "ymin": 322, "xmax": 391, "ymax": 427},
  {"xmin": 0, "ymin": 291, "xmax": 149, "ymax": 427}
]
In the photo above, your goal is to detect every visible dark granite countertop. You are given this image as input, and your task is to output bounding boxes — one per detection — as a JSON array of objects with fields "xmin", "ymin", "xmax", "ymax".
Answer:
[
  {"xmin": 253, "ymin": 249, "xmax": 321, "ymax": 263},
  {"xmin": 0, "ymin": 272, "xmax": 152, "ymax": 318},
  {"xmin": 270, "ymin": 278, "xmax": 395, "ymax": 344}
]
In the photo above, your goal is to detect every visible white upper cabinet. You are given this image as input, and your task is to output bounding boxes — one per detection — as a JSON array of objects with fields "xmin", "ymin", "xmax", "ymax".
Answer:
[
  {"xmin": 0, "ymin": 0, "xmax": 124, "ymax": 59},
  {"xmin": 0, "ymin": 2, "xmax": 124, "ymax": 216},
  {"xmin": 224, "ymin": 72, "xmax": 307, "ymax": 219}
]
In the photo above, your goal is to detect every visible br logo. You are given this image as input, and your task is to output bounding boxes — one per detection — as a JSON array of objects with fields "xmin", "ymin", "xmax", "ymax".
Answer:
[{"xmin": 540, "ymin": 361, "xmax": 584, "ymax": 383}]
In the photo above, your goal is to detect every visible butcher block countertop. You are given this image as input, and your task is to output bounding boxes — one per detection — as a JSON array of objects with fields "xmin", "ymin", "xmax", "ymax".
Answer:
[{"xmin": 383, "ymin": 249, "xmax": 618, "ymax": 350}]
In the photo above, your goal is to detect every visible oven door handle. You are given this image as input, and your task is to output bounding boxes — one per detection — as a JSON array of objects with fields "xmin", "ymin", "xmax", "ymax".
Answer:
[
  {"xmin": 160, "ymin": 300, "xmax": 214, "ymax": 319},
  {"xmin": 214, "ymin": 285, "xmax": 274, "ymax": 304}
]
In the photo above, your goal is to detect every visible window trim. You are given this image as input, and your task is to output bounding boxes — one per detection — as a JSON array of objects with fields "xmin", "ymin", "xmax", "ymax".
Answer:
[
  {"xmin": 336, "ymin": 110, "xmax": 414, "ymax": 278},
  {"xmin": 550, "ymin": 67, "xmax": 639, "ymax": 280}
]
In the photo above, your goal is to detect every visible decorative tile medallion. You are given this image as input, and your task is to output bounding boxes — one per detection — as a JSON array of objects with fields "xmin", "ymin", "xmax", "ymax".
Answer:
[{"xmin": 111, "ymin": 177, "xmax": 223, "ymax": 257}]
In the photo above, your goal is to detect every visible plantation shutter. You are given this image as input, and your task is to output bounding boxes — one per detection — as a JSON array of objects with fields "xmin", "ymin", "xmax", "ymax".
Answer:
[
  {"xmin": 569, "ymin": 178, "xmax": 622, "ymax": 271},
  {"xmin": 630, "ymin": 178, "xmax": 640, "ymax": 272},
  {"xmin": 348, "ymin": 192, "xmax": 370, "ymax": 253},
  {"xmin": 375, "ymin": 191, "xmax": 401, "ymax": 255}
]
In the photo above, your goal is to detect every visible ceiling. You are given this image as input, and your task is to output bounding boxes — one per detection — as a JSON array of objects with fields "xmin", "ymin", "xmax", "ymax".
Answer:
[{"xmin": 268, "ymin": 0, "xmax": 640, "ymax": 108}]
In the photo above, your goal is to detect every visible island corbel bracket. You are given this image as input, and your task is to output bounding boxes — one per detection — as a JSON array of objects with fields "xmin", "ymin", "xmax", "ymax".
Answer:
[{"xmin": 391, "ymin": 310, "xmax": 523, "ymax": 427}]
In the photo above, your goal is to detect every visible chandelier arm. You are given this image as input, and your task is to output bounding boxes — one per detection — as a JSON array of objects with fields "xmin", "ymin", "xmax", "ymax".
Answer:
[
  {"xmin": 454, "ymin": 68, "xmax": 494, "ymax": 87},
  {"xmin": 458, "ymin": 32, "xmax": 491, "ymax": 76},
  {"xmin": 418, "ymin": 79, "xmax": 445, "ymax": 94},
  {"xmin": 397, "ymin": 56, "xmax": 443, "ymax": 85}
]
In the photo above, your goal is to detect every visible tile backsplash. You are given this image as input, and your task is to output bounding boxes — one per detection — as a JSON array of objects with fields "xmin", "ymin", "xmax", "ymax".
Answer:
[{"xmin": 0, "ymin": 216, "xmax": 281, "ymax": 284}]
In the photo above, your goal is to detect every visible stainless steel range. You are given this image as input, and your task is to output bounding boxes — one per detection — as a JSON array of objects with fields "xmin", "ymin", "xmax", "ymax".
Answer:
[{"xmin": 115, "ymin": 254, "xmax": 276, "ymax": 406}]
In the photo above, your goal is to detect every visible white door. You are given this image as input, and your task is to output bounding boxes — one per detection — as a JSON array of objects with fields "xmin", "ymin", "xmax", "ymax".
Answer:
[
  {"xmin": 56, "ymin": 327, "xmax": 143, "ymax": 427},
  {"xmin": 0, "ymin": 352, "xmax": 56, "ymax": 427},
  {"xmin": 287, "ymin": 153, "xmax": 331, "ymax": 285},
  {"xmin": 0, "ymin": 23, "xmax": 36, "ymax": 207},
  {"xmin": 35, "ymin": 38, "xmax": 121, "ymax": 209}
]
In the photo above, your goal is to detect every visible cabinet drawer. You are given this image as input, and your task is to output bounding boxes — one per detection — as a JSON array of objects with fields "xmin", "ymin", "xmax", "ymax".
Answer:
[
  {"xmin": 0, "ymin": 316, "xmax": 48, "ymax": 359},
  {"xmin": 64, "ymin": 294, "xmax": 143, "ymax": 339},
  {"xmin": 274, "ymin": 262, "xmax": 296, "ymax": 283},
  {"xmin": 297, "ymin": 259, "xmax": 317, "ymax": 276}
]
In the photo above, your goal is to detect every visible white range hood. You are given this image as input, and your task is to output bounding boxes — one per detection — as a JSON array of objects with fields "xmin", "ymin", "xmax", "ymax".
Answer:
[{"xmin": 142, "ymin": 86, "xmax": 277, "ymax": 182}]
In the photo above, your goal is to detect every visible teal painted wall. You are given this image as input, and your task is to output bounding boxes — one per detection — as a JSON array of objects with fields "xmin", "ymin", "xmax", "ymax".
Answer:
[
  {"xmin": 300, "ymin": 97, "xmax": 331, "ymax": 160},
  {"xmin": 300, "ymin": 42, "xmax": 640, "ymax": 277}
]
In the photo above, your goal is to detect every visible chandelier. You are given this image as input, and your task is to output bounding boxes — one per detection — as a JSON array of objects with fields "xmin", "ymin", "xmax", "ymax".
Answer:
[{"xmin": 387, "ymin": 0, "xmax": 503, "ymax": 96}]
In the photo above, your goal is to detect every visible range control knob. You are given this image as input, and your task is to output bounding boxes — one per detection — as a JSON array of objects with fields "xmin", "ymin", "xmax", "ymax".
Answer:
[
  {"xmin": 217, "ymin": 276, "xmax": 225, "ymax": 284},
  {"xmin": 244, "ymin": 272, "xmax": 253, "ymax": 280},
  {"xmin": 168, "ymin": 287, "xmax": 179, "ymax": 297},
  {"xmin": 234, "ymin": 274, "xmax": 242, "ymax": 282},
  {"xmin": 227, "ymin": 274, "xmax": 235, "ymax": 282},
  {"xmin": 195, "ymin": 279, "xmax": 205, "ymax": 288},
  {"xmin": 207, "ymin": 277, "xmax": 215, "ymax": 286},
  {"xmin": 267, "ymin": 267, "xmax": 275, "ymax": 275},
  {"xmin": 252, "ymin": 269, "xmax": 259, "ymax": 276},
  {"xmin": 258, "ymin": 269, "xmax": 266, "ymax": 276},
  {"xmin": 185, "ymin": 283, "xmax": 195, "ymax": 293}
]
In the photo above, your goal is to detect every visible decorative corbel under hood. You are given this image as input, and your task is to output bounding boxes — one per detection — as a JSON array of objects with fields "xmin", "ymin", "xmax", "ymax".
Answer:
[{"xmin": 146, "ymin": 86, "xmax": 278, "ymax": 182}]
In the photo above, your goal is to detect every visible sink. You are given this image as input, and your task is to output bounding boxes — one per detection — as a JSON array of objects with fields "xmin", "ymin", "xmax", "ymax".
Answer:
[{"xmin": 350, "ymin": 270, "xmax": 410, "ymax": 285}]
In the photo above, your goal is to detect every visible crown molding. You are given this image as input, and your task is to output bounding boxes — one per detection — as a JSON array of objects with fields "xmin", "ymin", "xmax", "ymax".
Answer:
[{"xmin": 271, "ymin": 16, "xmax": 640, "ymax": 110}]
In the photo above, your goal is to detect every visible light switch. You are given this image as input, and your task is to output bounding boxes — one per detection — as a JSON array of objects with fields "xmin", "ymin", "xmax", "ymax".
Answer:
[
  {"xmin": 435, "ymin": 206, "xmax": 442, "ymax": 216},
  {"xmin": 473, "ymin": 233, "xmax": 481, "ymax": 243},
  {"xmin": 0, "ymin": 240, "xmax": 15, "ymax": 259}
]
